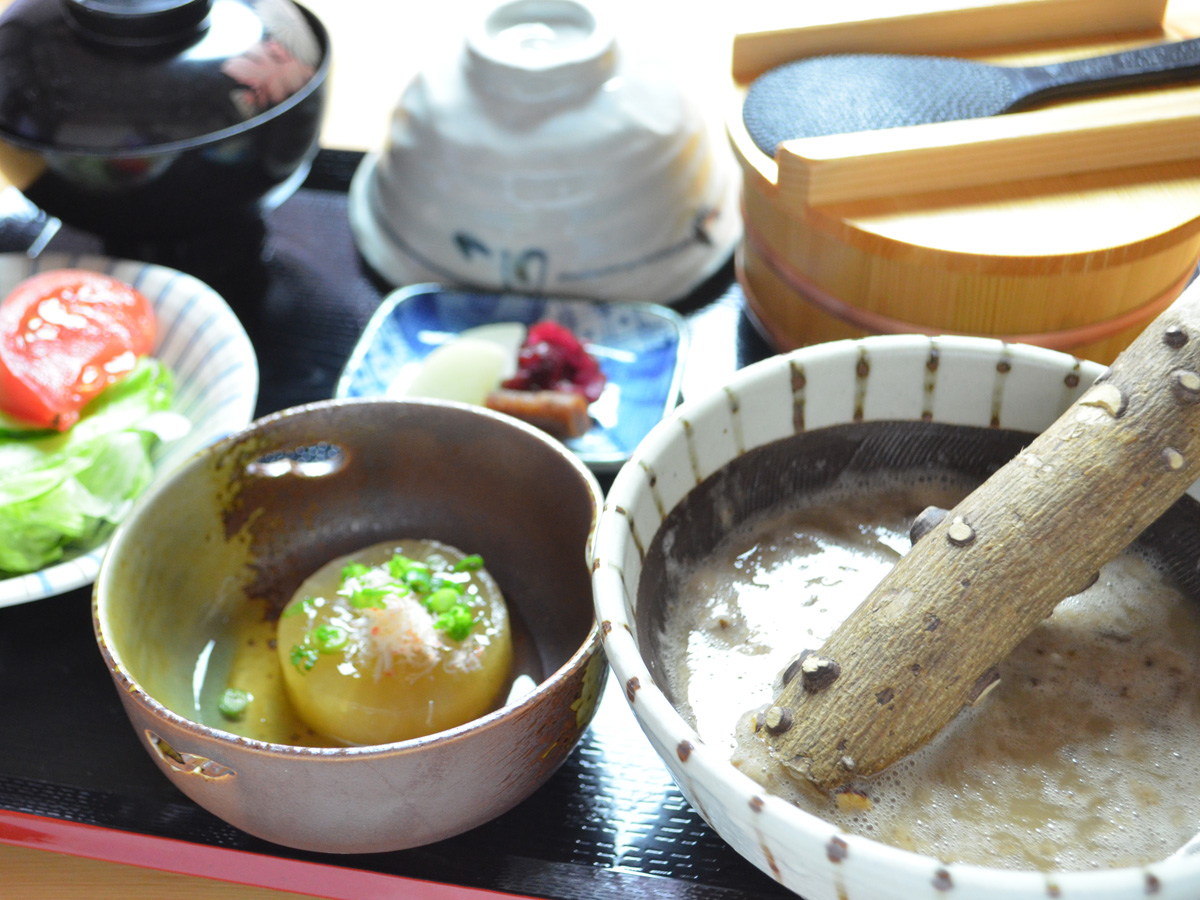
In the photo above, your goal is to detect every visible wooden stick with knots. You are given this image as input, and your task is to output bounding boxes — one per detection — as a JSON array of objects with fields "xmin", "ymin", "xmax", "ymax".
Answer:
[{"xmin": 761, "ymin": 278, "xmax": 1200, "ymax": 791}]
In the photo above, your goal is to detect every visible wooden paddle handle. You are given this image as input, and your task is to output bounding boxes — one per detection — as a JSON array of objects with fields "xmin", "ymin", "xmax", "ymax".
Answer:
[{"xmin": 763, "ymin": 277, "xmax": 1200, "ymax": 791}]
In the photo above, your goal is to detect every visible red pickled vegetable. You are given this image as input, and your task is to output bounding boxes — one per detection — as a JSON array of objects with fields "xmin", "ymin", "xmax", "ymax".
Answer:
[{"xmin": 501, "ymin": 321, "xmax": 606, "ymax": 403}]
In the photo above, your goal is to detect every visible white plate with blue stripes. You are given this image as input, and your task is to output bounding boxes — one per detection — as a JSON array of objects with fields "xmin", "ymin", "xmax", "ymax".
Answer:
[
  {"xmin": 0, "ymin": 252, "xmax": 259, "ymax": 607},
  {"xmin": 336, "ymin": 284, "xmax": 687, "ymax": 472}
]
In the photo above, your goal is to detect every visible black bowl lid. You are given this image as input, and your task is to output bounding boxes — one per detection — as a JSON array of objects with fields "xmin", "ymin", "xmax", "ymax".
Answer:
[
  {"xmin": 0, "ymin": 0, "xmax": 326, "ymax": 152},
  {"xmin": 65, "ymin": 0, "xmax": 213, "ymax": 42}
]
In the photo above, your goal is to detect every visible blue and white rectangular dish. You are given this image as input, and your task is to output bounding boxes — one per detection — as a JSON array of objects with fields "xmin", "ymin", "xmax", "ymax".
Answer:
[{"xmin": 335, "ymin": 285, "xmax": 688, "ymax": 472}]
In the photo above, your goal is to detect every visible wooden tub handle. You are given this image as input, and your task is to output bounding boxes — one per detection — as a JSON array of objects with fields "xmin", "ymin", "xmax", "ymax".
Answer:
[{"xmin": 773, "ymin": 88, "xmax": 1200, "ymax": 208}]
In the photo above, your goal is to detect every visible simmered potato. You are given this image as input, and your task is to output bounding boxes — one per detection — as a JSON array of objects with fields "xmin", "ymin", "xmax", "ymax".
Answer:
[{"xmin": 277, "ymin": 539, "xmax": 513, "ymax": 745}]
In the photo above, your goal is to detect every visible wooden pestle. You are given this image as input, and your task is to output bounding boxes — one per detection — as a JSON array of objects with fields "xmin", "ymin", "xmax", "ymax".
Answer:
[{"xmin": 761, "ymin": 278, "xmax": 1200, "ymax": 792}]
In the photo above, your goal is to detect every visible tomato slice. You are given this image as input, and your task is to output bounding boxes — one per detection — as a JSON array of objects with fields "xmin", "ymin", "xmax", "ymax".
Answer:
[{"xmin": 0, "ymin": 270, "xmax": 155, "ymax": 431}]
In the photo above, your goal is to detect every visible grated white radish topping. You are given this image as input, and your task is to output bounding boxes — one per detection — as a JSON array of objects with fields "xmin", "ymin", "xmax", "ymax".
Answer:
[{"xmin": 359, "ymin": 593, "xmax": 442, "ymax": 681}]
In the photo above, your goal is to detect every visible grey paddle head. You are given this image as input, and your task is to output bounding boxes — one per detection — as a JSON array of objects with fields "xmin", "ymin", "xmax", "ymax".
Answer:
[
  {"xmin": 743, "ymin": 39, "xmax": 1200, "ymax": 156},
  {"xmin": 743, "ymin": 54, "xmax": 1018, "ymax": 155}
]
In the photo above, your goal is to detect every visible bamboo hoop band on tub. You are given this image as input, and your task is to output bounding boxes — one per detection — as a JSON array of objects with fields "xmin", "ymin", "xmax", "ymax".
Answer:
[{"xmin": 738, "ymin": 209, "xmax": 1199, "ymax": 355}]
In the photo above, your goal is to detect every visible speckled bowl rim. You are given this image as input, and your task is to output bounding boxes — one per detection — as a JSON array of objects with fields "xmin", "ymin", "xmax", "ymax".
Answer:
[
  {"xmin": 592, "ymin": 334, "xmax": 1200, "ymax": 899},
  {"xmin": 94, "ymin": 396, "xmax": 605, "ymax": 761}
]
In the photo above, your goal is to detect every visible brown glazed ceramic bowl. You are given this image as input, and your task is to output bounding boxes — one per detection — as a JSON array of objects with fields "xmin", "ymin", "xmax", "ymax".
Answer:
[{"xmin": 93, "ymin": 398, "xmax": 606, "ymax": 853}]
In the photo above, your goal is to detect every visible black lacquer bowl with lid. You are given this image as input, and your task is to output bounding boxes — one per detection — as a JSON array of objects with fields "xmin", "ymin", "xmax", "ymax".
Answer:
[{"xmin": 0, "ymin": 0, "xmax": 329, "ymax": 238}]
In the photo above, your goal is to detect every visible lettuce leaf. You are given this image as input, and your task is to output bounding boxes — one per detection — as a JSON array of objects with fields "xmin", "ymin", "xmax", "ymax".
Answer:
[{"xmin": 0, "ymin": 358, "xmax": 189, "ymax": 575}]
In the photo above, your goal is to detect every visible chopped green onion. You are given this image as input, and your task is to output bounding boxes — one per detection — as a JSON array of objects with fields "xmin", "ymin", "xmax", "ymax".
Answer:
[
  {"xmin": 313, "ymin": 623, "xmax": 349, "ymax": 653},
  {"xmin": 434, "ymin": 604, "xmax": 475, "ymax": 641},
  {"xmin": 290, "ymin": 644, "xmax": 319, "ymax": 672},
  {"xmin": 387, "ymin": 555, "xmax": 414, "ymax": 578},
  {"xmin": 350, "ymin": 586, "xmax": 391, "ymax": 609},
  {"xmin": 282, "ymin": 596, "xmax": 316, "ymax": 618},
  {"xmin": 425, "ymin": 587, "xmax": 460, "ymax": 614},
  {"xmin": 452, "ymin": 554, "xmax": 484, "ymax": 572},
  {"xmin": 404, "ymin": 565, "xmax": 432, "ymax": 593},
  {"xmin": 218, "ymin": 688, "xmax": 252, "ymax": 720},
  {"xmin": 430, "ymin": 574, "xmax": 466, "ymax": 593},
  {"xmin": 341, "ymin": 562, "xmax": 370, "ymax": 583}
]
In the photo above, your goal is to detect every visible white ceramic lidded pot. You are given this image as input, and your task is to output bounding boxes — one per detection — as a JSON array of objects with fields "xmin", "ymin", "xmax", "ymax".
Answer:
[{"xmin": 348, "ymin": 0, "xmax": 739, "ymax": 302}]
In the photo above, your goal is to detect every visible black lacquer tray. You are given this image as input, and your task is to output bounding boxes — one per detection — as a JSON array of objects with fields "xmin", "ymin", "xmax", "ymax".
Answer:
[{"xmin": 0, "ymin": 150, "xmax": 791, "ymax": 899}]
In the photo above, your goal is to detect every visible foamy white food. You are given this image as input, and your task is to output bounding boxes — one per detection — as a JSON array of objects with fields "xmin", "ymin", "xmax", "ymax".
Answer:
[{"xmin": 660, "ymin": 476, "xmax": 1200, "ymax": 871}]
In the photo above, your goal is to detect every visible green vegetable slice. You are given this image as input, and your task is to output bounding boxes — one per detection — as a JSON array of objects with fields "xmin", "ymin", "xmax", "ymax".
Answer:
[
  {"xmin": 313, "ymin": 623, "xmax": 349, "ymax": 653},
  {"xmin": 218, "ymin": 688, "xmax": 252, "ymax": 720},
  {"xmin": 434, "ymin": 604, "xmax": 476, "ymax": 641},
  {"xmin": 290, "ymin": 644, "xmax": 319, "ymax": 673},
  {"xmin": 424, "ymin": 587, "xmax": 461, "ymax": 613},
  {"xmin": 0, "ymin": 407, "xmax": 53, "ymax": 439},
  {"xmin": 0, "ymin": 358, "xmax": 188, "ymax": 575},
  {"xmin": 349, "ymin": 586, "xmax": 392, "ymax": 609},
  {"xmin": 453, "ymin": 554, "xmax": 484, "ymax": 572}
]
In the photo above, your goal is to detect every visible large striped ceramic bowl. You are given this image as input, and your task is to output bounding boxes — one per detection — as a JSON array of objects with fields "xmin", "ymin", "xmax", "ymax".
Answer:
[
  {"xmin": 593, "ymin": 335, "xmax": 1200, "ymax": 900},
  {"xmin": 0, "ymin": 252, "xmax": 258, "ymax": 606}
]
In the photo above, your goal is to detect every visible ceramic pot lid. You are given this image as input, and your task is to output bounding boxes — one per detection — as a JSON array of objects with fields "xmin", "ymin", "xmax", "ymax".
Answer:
[{"xmin": 0, "ymin": 0, "xmax": 324, "ymax": 152}]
